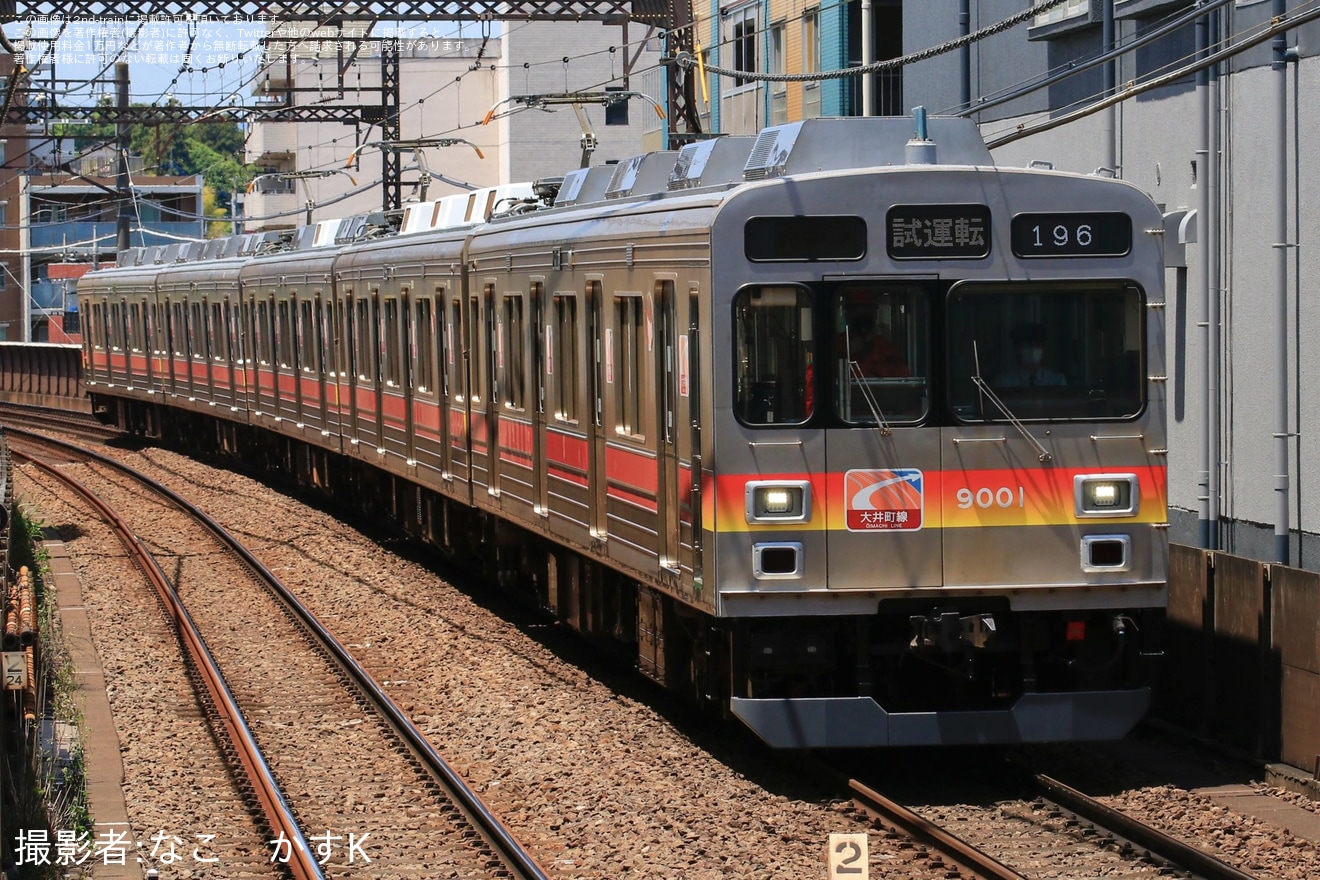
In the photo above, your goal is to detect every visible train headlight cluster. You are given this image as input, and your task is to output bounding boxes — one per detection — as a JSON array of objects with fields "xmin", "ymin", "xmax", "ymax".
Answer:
[
  {"xmin": 1074, "ymin": 474, "xmax": 1139, "ymax": 517},
  {"xmin": 746, "ymin": 481, "xmax": 812, "ymax": 523}
]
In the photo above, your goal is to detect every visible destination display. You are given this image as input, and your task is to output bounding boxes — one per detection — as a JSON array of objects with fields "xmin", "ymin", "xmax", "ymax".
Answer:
[
  {"xmin": 886, "ymin": 204, "xmax": 991, "ymax": 259},
  {"xmin": 1011, "ymin": 212, "xmax": 1132, "ymax": 258}
]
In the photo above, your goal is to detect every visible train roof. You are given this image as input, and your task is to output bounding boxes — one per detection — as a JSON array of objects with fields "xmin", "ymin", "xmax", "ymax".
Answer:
[{"xmin": 96, "ymin": 117, "xmax": 1018, "ymax": 273}]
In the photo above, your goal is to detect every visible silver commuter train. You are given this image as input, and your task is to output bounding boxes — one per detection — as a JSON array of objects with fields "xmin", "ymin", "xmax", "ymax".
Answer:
[{"xmin": 80, "ymin": 116, "xmax": 1168, "ymax": 748}]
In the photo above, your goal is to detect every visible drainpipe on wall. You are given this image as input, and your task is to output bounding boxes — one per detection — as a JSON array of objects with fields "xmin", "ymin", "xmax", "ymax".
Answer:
[
  {"xmin": 1102, "ymin": 0, "xmax": 1117, "ymax": 173},
  {"xmin": 1195, "ymin": 0, "xmax": 1213, "ymax": 549},
  {"xmin": 1208, "ymin": 4, "xmax": 1222, "ymax": 550},
  {"xmin": 862, "ymin": 0, "xmax": 873, "ymax": 116},
  {"xmin": 959, "ymin": 0, "xmax": 971, "ymax": 113},
  {"xmin": 1271, "ymin": 0, "xmax": 1290, "ymax": 564}
]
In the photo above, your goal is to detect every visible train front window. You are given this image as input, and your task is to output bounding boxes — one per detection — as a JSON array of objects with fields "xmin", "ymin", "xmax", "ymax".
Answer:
[
  {"xmin": 733, "ymin": 285, "xmax": 813, "ymax": 426},
  {"xmin": 833, "ymin": 282, "xmax": 928, "ymax": 425},
  {"xmin": 947, "ymin": 282, "xmax": 1144, "ymax": 422}
]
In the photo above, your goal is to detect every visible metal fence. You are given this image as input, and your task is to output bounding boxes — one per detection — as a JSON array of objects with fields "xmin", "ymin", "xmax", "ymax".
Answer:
[
  {"xmin": 0, "ymin": 343, "xmax": 86, "ymax": 410},
  {"xmin": 1159, "ymin": 543, "xmax": 1320, "ymax": 778}
]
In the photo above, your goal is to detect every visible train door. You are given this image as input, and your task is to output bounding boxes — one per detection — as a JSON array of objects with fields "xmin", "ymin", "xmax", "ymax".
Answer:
[
  {"xmin": 655, "ymin": 278, "xmax": 680, "ymax": 571},
  {"xmin": 204, "ymin": 297, "xmax": 219, "ymax": 404},
  {"xmin": 138, "ymin": 296, "xmax": 155, "ymax": 391},
  {"xmin": 258, "ymin": 294, "xmax": 278, "ymax": 416},
  {"xmin": 586, "ymin": 278, "xmax": 608, "ymax": 538},
  {"xmin": 352, "ymin": 290, "xmax": 382, "ymax": 450},
  {"xmin": 530, "ymin": 280, "xmax": 548, "ymax": 516},
  {"xmin": 291, "ymin": 293, "xmax": 306, "ymax": 426},
  {"xmin": 225, "ymin": 298, "xmax": 240, "ymax": 412},
  {"xmin": 89, "ymin": 300, "xmax": 102, "ymax": 383},
  {"xmin": 313, "ymin": 295, "xmax": 330, "ymax": 433},
  {"xmin": 277, "ymin": 292, "xmax": 299, "ymax": 423},
  {"xmin": 409, "ymin": 292, "xmax": 440, "ymax": 471},
  {"xmin": 332, "ymin": 290, "xmax": 354, "ymax": 439},
  {"xmin": 685, "ymin": 285, "xmax": 703, "ymax": 586},
  {"xmin": 496, "ymin": 286, "xmax": 532, "ymax": 508},
  {"xmin": 372, "ymin": 288, "xmax": 387, "ymax": 451},
  {"xmin": 822, "ymin": 279, "xmax": 942, "ymax": 588},
  {"xmin": 126, "ymin": 298, "xmax": 143, "ymax": 390},
  {"xmin": 444, "ymin": 289, "xmax": 471, "ymax": 486},
  {"xmin": 109, "ymin": 300, "xmax": 127, "ymax": 387},
  {"xmin": 398, "ymin": 288, "xmax": 418, "ymax": 465},
  {"xmin": 473, "ymin": 282, "xmax": 496, "ymax": 498},
  {"xmin": 148, "ymin": 300, "xmax": 164, "ymax": 395}
]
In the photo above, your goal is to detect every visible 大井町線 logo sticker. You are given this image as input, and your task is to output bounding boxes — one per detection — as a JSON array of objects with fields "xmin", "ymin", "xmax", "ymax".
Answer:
[{"xmin": 845, "ymin": 468, "xmax": 923, "ymax": 531}]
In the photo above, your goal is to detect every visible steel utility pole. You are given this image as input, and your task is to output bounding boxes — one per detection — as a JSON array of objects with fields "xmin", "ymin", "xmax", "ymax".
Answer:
[{"xmin": 115, "ymin": 63, "xmax": 131, "ymax": 255}]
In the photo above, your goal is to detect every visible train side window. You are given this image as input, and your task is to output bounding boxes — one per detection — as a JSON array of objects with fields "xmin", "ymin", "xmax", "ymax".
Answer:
[
  {"xmin": 448, "ymin": 297, "xmax": 463, "ymax": 401},
  {"xmin": 733, "ymin": 285, "xmax": 814, "ymax": 426},
  {"xmin": 173, "ymin": 303, "xmax": 187, "ymax": 357},
  {"xmin": 299, "ymin": 300, "xmax": 314, "ymax": 374},
  {"xmin": 614, "ymin": 293, "xmax": 644, "ymax": 438},
  {"xmin": 414, "ymin": 298, "xmax": 434, "ymax": 394},
  {"xmin": 501, "ymin": 293, "xmax": 525, "ymax": 411},
  {"xmin": 256, "ymin": 301, "xmax": 271, "ymax": 365},
  {"xmin": 223, "ymin": 304, "xmax": 235, "ymax": 364},
  {"xmin": 355, "ymin": 297, "xmax": 374, "ymax": 383},
  {"xmin": 312, "ymin": 300, "xmax": 326, "ymax": 377},
  {"xmin": 129, "ymin": 303, "xmax": 142, "ymax": 352},
  {"xmin": 318, "ymin": 300, "xmax": 332, "ymax": 377},
  {"xmin": 383, "ymin": 297, "xmax": 401, "ymax": 386},
  {"xmin": 190, "ymin": 302, "xmax": 204, "ymax": 360},
  {"xmin": 342, "ymin": 299, "xmax": 356, "ymax": 379},
  {"xmin": 552, "ymin": 293, "xmax": 578, "ymax": 423},
  {"xmin": 277, "ymin": 299, "xmax": 294, "ymax": 369},
  {"xmin": 468, "ymin": 292, "xmax": 485, "ymax": 404},
  {"xmin": 211, "ymin": 302, "xmax": 225, "ymax": 362}
]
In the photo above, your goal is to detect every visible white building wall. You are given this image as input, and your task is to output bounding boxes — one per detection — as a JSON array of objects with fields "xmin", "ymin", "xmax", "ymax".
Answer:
[
  {"xmin": 245, "ymin": 32, "xmax": 504, "ymax": 229},
  {"xmin": 983, "ymin": 54, "xmax": 1320, "ymax": 563},
  {"xmin": 499, "ymin": 22, "xmax": 663, "ymax": 183}
]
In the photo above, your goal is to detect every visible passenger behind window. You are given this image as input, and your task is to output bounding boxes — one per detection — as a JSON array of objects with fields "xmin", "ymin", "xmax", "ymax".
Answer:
[
  {"xmin": 841, "ymin": 307, "xmax": 909, "ymax": 378},
  {"xmin": 995, "ymin": 322, "xmax": 1066, "ymax": 387}
]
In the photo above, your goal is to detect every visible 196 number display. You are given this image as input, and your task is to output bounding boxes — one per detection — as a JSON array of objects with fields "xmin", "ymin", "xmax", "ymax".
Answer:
[{"xmin": 1010, "ymin": 212, "xmax": 1131, "ymax": 258}]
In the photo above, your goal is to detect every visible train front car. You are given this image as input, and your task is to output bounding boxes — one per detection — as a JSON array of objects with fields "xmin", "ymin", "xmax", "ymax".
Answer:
[{"xmin": 716, "ymin": 119, "xmax": 1167, "ymax": 748}]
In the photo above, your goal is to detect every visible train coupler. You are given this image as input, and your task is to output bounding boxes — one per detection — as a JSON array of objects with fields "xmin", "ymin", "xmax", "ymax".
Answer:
[{"xmin": 908, "ymin": 610, "xmax": 998, "ymax": 652}]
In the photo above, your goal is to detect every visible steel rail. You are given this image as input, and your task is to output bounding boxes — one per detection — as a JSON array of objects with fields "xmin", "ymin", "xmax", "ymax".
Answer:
[
  {"xmin": 849, "ymin": 778, "xmax": 1028, "ymax": 880},
  {"xmin": 12, "ymin": 443, "xmax": 325, "ymax": 880},
  {"xmin": 12, "ymin": 428, "xmax": 550, "ymax": 880},
  {"xmin": 1031, "ymin": 772, "xmax": 1261, "ymax": 880}
]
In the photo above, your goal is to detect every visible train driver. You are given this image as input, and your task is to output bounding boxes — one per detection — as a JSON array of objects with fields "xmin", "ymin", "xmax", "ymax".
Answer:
[
  {"xmin": 996, "ymin": 322, "xmax": 1067, "ymax": 387},
  {"xmin": 841, "ymin": 304, "xmax": 909, "ymax": 379}
]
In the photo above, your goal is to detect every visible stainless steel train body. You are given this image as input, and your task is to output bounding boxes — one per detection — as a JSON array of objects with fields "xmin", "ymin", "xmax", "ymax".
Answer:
[{"xmin": 80, "ymin": 117, "xmax": 1168, "ymax": 748}]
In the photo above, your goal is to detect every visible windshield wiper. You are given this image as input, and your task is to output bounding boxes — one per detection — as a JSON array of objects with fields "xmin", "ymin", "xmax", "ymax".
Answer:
[
  {"xmin": 845, "ymin": 328, "xmax": 892, "ymax": 436},
  {"xmin": 971, "ymin": 341, "xmax": 1053, "ymax": 463}
]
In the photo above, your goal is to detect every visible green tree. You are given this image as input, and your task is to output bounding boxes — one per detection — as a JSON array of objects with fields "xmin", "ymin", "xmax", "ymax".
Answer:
[{"xmin": 52, "ymin": 101, "xmax": 252, "ymax": 221}]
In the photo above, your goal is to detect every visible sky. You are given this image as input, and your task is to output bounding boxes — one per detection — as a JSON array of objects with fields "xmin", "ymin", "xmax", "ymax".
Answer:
[{"xmin": 4, "ymin": 18, "xmax": 486, "ymax": 108}]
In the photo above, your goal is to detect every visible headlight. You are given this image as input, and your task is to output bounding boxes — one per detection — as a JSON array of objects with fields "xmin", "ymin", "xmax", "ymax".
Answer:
[
  {"xmin": 1074, "ymin": 474, "xmax": 1139, "ymax": 517},
  {"xmin": 745, "ymin": 481, "xmax": 811, "ymax": 523}
]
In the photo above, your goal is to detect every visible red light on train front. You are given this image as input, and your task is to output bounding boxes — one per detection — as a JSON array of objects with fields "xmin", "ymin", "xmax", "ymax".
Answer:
[{"xmin": 1065, "ymin": 621, "xmax": 1086, "ymax": 641}]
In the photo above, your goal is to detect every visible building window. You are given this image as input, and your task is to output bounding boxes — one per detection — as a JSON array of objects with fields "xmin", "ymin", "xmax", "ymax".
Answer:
[
  {"xmin": 729, "ymin": 6, "xmax": 757, "ymax": 88},
  {"xmin": 604, "ymin": 85, "xmax": 629, "ymax": 126},
  {"xmin": 803, "ymin": 9, "xmax": 821, "ymax": 118},
  {"xmin": 1034, "ymin": 0, "xmax": 1088, "ymax": 26},
  {"xmin": 770, "ymin": 21, "xmax": 787, "ymax": 124}
]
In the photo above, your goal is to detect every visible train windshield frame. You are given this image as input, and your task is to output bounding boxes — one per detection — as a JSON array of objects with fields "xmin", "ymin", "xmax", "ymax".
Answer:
[{"xmin": 946, "ymin": 280, "xmax": 1145, "ymax": 423}]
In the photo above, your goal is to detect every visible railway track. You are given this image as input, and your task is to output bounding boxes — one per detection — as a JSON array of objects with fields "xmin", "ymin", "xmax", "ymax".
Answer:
[
  {"xmin": 13, "ymin": 428, "xmax": 547, "ymax": 879},
  {"xmin": 848, "ymin": 764, "xmax": 1263, "ymax": 880},
  {"xmin": 0, "ymin": 400, "xmax": 121, "ymax": 444}
]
